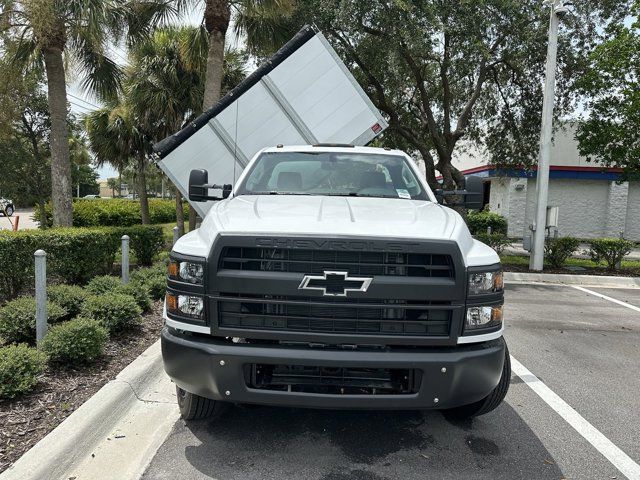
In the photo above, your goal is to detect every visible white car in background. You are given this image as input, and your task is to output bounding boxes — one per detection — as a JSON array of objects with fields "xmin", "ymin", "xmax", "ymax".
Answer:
[{"xmin": 0, "ymin": 197, "xmax": 14, "ymax": 217}]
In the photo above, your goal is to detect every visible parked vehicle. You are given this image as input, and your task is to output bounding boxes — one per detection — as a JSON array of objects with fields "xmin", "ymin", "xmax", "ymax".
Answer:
[
  {"xmin": 82, "ymin": 194, "xmax": 101, "ymax": 199},
  {"xmin": 155, "ymin": 27, "xmax": 508, "ymax": 421},
  {"xmin": 162, "ymin": 145, "xmax": 508, "ymax": 421},
  {"xmin": 0, "ymin": 197, "xmax": 14, "ymax": 217}
]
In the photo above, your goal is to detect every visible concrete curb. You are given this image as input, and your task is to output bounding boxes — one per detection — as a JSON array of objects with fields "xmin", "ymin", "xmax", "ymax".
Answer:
[
  {"xmin": 1, "ymin": 340, "xmax": 178, "ymax": 480},
  {"xmin": 505, "ymin": 272, "xmax": 640, "ymax": 288}
]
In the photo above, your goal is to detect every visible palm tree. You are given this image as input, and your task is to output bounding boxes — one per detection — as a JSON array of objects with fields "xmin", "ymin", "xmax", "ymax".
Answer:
[
  {"xmin": 126, "ymin": 26, "xmax": 208, "ymax": 233},
  {"xmin": 85, "ymin": 102, "xmax": 152, "ymax": 223},
  {"xmin": 0, "ymin": 0, "xmax": 167, "ymax": 226},
  {"xmin": 125, "ymin": 25, "xmax": 250, "ymax": 233},
  {"xmin": 187, "ymin": 0, "xmax": 296, "ymax": 110}
]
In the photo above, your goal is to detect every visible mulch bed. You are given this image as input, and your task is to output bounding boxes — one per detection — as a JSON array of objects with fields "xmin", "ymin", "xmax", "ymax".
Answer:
[
  {"xmin": 504, "ymin": 264, "xmax": 640, "ymax": 277},
  {"xmin": 0, "ymin": 302, "xmax": 164, "ymax": 473}
]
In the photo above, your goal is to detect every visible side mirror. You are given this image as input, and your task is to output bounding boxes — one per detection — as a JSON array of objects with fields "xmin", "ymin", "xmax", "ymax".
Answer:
[
  {"xmin": 189, "ymin": 169, "xmax": 209, "ymax": 202},
  {"xmin": 463, "ymin": 176, "xmax": 484, "ymax": 210},
  {"xmin": 434, "ymin": 175, "xmax": 484, "ymax": 210},
  {"xmin": 188, "ymin": 169, "xmax": 232, "ymax": 202}
]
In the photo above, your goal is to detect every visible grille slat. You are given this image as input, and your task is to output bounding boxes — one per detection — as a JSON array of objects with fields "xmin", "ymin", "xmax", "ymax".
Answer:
[
  {"xmin": 218, "ymin": 295, "xmax": 452, "ymax": 337},
  {"xmin": 220, "ymin": 247, "xmax": 454, "ymax": 278}
]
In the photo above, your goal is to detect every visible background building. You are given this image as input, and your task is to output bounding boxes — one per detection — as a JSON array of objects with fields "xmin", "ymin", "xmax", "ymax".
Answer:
[{"xmin": 451, "ymin": 125, "xmax": 640, "ymax": 241}]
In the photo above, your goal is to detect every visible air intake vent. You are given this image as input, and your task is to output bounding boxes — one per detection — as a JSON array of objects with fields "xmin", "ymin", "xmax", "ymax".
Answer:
[{"xmin": 219, "ymin": 247, "xmax": 454, "ymax": 278}]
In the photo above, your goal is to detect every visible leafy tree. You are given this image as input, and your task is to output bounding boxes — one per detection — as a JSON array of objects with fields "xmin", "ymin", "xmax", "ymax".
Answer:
[
  {"xmin": 575, "ymin": 2, "xmax": 640, "ymax": 180},
  {"xmin": 291, "ymin": 0, "xmax": 631, "ymax": 190},
  {"xmin": 0, "ymin": 0, "xmax": 166, "ymax": 226},
  {"xmin": 0, "ymin": 56, "xmax": 51, "ymax": 219}
]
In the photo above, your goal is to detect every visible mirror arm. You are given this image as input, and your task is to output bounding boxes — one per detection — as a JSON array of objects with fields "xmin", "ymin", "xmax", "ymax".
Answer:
[{"xmin": 438, "ymin": 189, "xmax": 472, "ymax": 196}]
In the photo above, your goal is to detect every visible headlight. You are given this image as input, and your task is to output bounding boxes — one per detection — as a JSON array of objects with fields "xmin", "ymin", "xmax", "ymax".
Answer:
[
  {"xmin": 168, "ymin": 260, "xmax": 204, "ymax": 284},
  {"xmin": 468, "ymin": 270, "xmax": 503, "ymax": 295},
  {"xmin": 166, "ymin": 293, "xmax": 205, "ymax": 320},
  {"xmin": 465, "ymin": 305, "xmax": 503, "ymax": 332}
]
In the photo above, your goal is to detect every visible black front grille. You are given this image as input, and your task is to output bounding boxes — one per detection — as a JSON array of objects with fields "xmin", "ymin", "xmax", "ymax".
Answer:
[
  {"xmin": 218, "ymin": 295, "xmax": 452, "ymax": 337},
  {"xmin": 247, "ymin": 364, "xmax": 420, "ymax": 395},
  {"xmin": 219, "ymin": 247, "xmax": 454, "ymax": 278}
]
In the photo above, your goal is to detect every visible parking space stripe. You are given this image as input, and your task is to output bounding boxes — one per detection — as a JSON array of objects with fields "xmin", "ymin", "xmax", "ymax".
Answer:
[
  {"xmin": 511, "ymin": 355, "xmax": 640, "ymax": 480},
  {"xmin": 571, "ymin": 286, "xmax": 640, "ymax": 313}
]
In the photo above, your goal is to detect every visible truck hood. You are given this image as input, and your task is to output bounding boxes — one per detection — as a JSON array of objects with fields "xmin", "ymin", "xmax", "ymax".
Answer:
[{"xmin": 207, "ymin": 195, "xmax": 458, "ymax": 240}]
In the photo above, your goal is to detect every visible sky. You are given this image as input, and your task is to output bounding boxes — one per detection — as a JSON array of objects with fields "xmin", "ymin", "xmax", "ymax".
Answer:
[{"xmin": 68, "ymin": 5, "xmax": 207, "ymax": 180}]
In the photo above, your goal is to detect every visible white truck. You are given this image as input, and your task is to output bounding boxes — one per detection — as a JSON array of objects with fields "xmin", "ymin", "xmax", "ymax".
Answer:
[{"xmin": 154, "ymin": 28, "xmax": 509, "ymax": 421}]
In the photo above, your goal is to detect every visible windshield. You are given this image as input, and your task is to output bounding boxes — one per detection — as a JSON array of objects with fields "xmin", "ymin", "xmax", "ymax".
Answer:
[{"xmin": 235, "ymin": 151, "xmax": 428, "ymax": 200}]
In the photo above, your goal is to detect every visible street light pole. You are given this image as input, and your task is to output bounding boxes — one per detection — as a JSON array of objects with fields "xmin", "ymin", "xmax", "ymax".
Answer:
[{"xmin": 530, "ymin": 0, "xmax": 566, "ymax": 271}]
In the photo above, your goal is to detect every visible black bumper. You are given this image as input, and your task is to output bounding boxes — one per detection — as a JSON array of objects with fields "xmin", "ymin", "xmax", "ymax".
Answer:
[{"xmin": 161, "ymin": 327, "xmax": 506, "ymax": 410}]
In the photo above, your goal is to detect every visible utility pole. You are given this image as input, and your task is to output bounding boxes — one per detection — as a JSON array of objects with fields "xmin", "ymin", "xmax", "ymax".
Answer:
[{"xmin": 530, "ymin": 0, "xmax": 567, "ymax": 271}]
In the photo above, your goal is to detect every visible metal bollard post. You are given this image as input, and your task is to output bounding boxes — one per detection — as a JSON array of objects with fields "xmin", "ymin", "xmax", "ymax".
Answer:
[
  {"xmin": 173, "ymin": 226, "xmax": 180, "ymax": 246},
  {"xmin": 121, "ymin": 235, "xmax": 130, "ymax": 284},
  {"xmin": 34, "ymin": 250, "xmax": 47, "ymax": 346},
  {"xmin": 487, "ymin": 226, "xmax": 492, "ymax": 235}
]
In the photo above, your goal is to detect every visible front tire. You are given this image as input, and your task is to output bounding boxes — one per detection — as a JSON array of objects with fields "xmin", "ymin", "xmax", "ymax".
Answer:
[
  {"xmin": 444, "ymin": 343, "xmax": 511, "ymax": 419},
  {"xmin": 4, "ymin": 206, "xmax": 13, "ymax": 217},
  {"xmin": 176, "ymin": 386, "xmax": 227, "ymax": 420}
]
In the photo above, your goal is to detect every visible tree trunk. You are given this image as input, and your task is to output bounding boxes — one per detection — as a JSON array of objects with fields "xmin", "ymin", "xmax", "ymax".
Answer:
[
  {"xmin": 175, "ymin": 189, "xmax": 185, "ymax": 237},
  {"xmin": 38, "ymin": 199, "xmax": 47, "ymax": 230},
  {"xmin": 202, "ymin": 0, "xmax": 230, "ymax": 110},
  {"xmin": 189, "ymin": 205, "xmax": 197, "ymax": 230},
  {"xmin": 137, "ymin": 154, "xmax": 150, "ymax": 224},
  {"xmin": 43, "ymin": 47, "xmax": 73, "ymax": 227}
]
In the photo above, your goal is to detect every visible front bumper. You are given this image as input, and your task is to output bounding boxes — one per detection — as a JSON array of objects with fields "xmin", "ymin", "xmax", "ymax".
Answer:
[{"xmin": 162, "ymin": 327, "xmax": 506, "ymax": 410}]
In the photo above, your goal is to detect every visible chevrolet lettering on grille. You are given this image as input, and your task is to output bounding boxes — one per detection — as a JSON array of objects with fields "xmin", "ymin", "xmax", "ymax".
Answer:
[{"xmin": 298, "ymin": 271, "xmax": 373, "ymax": 297}]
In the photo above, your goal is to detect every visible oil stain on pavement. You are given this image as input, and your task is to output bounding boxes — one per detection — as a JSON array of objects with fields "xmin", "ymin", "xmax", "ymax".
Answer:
[{"xmin": 143, "ymin": 401, "xmax": 564, "ymax": 480}]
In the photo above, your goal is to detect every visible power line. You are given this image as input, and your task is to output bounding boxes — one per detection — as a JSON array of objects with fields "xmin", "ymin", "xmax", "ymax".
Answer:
[
  {"xmin": 68, "ymin": 101, "xmax": 93, "ymax": 113},
  {"xmin": 67, "ymin": 92, "xmax": 100, "ymax": 109}
]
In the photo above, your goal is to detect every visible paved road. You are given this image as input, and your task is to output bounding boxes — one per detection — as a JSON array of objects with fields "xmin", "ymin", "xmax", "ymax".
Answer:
[
  {"xmin": 0, "ymin": 208, "xmax": 38, "ymax": 230},
  {"xmin": 143, "ymin": 284, "xmax": 640, "ymax": 480}
]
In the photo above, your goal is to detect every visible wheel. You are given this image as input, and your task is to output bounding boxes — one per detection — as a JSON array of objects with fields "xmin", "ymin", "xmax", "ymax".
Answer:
[
  {"xmin": 4, "ymin": 206, "xmax": 13, "ymax": 217},
  {"xmin": 176, "ymin": 386, "xmax": 227, "ymax": 420},
  {"xmin": 444, "ymin": 343, "xmax": 511, "ymax": 419}
]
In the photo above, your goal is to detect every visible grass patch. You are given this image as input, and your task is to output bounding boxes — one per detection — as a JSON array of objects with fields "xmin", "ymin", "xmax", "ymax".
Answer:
[{"xmin": 159, "ymin": 223, "xmax": 190, "ymax": 244}]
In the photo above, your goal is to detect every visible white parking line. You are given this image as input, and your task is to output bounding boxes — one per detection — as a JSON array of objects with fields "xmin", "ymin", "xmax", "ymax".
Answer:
[
  {"xmin": 511, "ymin": 356, "xmax": 640, "ymax": 480},
  {"xmin": 572, "ymin": 285, "xmax": 640, "ymax": 313}
]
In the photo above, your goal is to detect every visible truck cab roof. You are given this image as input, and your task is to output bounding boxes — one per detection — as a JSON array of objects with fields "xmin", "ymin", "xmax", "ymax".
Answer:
[{"xmin": 261, "ymin": 144, "xmax": 407, "ymax": 156}]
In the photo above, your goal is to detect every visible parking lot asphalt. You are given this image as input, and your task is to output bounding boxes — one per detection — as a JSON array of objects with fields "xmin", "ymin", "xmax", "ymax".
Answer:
[{"xmin": 142, "ymin": 284, "xmax": 640, "ymax": 480}]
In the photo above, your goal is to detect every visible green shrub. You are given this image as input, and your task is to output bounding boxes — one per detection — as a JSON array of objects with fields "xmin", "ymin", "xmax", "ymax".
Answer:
[
  {"xmin": 123, "ymin": 225, "xmax": 165, "ymax": 266},
  {"xmin": 42, "ymin": 318, "xmax": 108, "ymax": 365},
  {"xmin": 545, "ymin": 237, "xmax": 580, "ymax": 268},
  {"xmin": 131, "ymin": 264, "xmax": 167, "ymax": 301},
  {"xmin": 0, "ymin": 225, "xmax": 166, "ymax": 303},
  {"xmin": 589, "ymin": 238, "xmax": 634, "ymax": 270},
  {"xmin": 0, "ymin": 229, "xmax": 119, "ymax": 294},
  {"xmin": 35, "ymin": 199, "xmax": 189, "ymax": 228},
  {"xmin": 0, "ymin": 297, "xmax": 67, "ymax": 345},
  {"xmin": 0, "ymin": 232, "xmax": 33, "ymax": 300},
  {"xmin": 86, "ymin": 275, "xmax": 152, "ymax": 312},
  {"xmin": 474, "ymin": 233, "xmax": 512, "ymax": 254},
  {"xmin": 0, "ymin": 344, "xmax": 47, "ymax": 399},
  {"xmin": 47, "ymin": 284, "xmax": 88, "ymax": 319},
  {"xmin": 82, "ymin": 294, "xmax": 142, "ymax": 334},
  {"xmin": 118, "ymin": 281, "xmax": 152, "ymax": 312},
  {"xmin": 467, "ymin": 210, "xmax": 508, "ymax": 235},
  {"xmin": 86, "ymin": 275, "xmax": 122, "ymax": 295}
]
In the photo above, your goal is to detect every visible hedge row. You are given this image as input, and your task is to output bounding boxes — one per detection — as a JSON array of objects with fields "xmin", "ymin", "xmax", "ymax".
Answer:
[
  {"xmin": 467, "ymin": 210, "xmax": 508, "ymax": 235},
  {"xmin": 0, "ymin": 225, "xmax": 164, "ymax": 301},
  {"xmin": 35, "ymin": 199, "xmax": 189, "ymax": 227}
]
